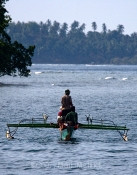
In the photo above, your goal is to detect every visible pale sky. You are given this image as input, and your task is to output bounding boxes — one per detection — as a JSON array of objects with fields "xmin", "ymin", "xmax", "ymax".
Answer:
[{"xmin": 5, "ymin": 0, "xmax": 137, "ymax": 35}]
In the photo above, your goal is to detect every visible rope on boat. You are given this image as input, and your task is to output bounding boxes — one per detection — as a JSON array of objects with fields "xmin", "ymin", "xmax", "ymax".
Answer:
[
  {"xmin": 85, "ymin": 115, "xmax": 128, "ymax": 141},
  {"xmin": 7, "ymin": 119, "xmax": 31, "ymax": 138},
  {"xmin": 7, "ymin": 114, "xmax": 49, "ymax": 138}
]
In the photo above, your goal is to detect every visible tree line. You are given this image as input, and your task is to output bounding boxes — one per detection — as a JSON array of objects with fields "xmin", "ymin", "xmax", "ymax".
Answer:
[{"xmin": 6, "ymin": 20, "xmax": 137, "ymax": 64}]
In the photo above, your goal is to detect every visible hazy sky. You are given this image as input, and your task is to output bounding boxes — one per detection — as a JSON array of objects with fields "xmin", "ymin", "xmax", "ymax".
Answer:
[{"xmin": 5, "ymin": 0, "xmax": 137, "ymax": 35}]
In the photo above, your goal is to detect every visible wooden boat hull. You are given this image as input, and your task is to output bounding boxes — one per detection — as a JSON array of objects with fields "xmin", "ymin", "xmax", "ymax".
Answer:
[{"xmin": 60, "ymin": 126, "xmax": 74, "ymax": 141}]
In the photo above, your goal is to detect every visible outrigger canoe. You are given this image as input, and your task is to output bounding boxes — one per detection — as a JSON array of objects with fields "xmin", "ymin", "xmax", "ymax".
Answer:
[{"xmin": 6, "ymin": 114, "xmax": 129, "ymax": 141}]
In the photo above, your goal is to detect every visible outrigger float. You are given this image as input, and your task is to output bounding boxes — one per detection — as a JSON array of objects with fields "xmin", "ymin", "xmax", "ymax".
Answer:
[{"xmin": 6, "ymin": 114, "xmax": 129, "ymax": 141}]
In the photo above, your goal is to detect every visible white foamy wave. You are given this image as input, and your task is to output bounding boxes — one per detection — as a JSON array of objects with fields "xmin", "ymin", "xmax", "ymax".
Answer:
[
  {"xmin": 34, "ymin": 72, "xmax": 42, "ymax": 74},
  {"xmin": 122, "ymin": 78, "xmax": 128, "ymax": 81},
  {"xmin": 104, "ymin": 77, "xmax": 114, "ymax": 80},
  {"xmin": 85, "ymin": 64, "xmax": 107, "ymax": 66}
]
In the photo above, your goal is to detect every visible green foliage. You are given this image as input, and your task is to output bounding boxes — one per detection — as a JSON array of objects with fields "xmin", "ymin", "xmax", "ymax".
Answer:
[
  {"xmin": 0, "ymin": 0, "xmax": 35, "ymax": 77},
  {"xmin": 5, "ymin": 20, "xmax": 137, "ymax": 64},
  {"xmin": 0, "ymin": 0, "xmax": 11, "ymax": 32}
]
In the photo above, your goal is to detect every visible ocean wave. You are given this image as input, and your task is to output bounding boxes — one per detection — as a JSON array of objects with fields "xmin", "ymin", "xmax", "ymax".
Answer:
[
  {"xmin": 122, "ymin": 78, "xmax": 128, "ymax": 81},
  {"xmin": 34, "ymin": 72, "xmax": 42, "ymax": 74},
  {"xmin": 104, "ymin": 77, "xmax": 115, "ymax": 80}
]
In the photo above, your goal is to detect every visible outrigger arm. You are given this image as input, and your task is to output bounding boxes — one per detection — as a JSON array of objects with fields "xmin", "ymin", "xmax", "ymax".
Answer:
[{"xmin": 6, "ymin": 114, "xmax": 129, "ymax": 141}]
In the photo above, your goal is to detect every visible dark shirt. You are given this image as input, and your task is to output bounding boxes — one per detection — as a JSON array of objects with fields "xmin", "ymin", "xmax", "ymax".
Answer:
[{"xmin": 65, "ymin": 111, "xmax": 78, "ymax": 124}]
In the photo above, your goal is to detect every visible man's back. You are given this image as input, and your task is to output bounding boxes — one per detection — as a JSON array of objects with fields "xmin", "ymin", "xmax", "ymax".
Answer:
[{"xmin": 61, "ymin": 95, "xmax": 72, "ymax": 110}]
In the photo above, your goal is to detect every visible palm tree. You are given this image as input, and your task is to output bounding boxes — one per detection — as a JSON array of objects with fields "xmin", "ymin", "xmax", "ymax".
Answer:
[
  {"xmin": 79, "ymin": 23, "xmax": 85, "ymax": 32},
  {"xmin": 102, "ymin": 23, "xmax": 107, "ymax": 33},
  {"xmin": 92, "ymin": 22, "xmax": 97, "ymax": 32},
  {"xmin": 59, "ymin": 22, "xmax": 68, "ymax": 37},
  {"xmin": 117, "ymin": 24, "xmax": 124, "ymax": 34},
  {"xmin": 71, "ymin": 21, "xmax": 79, "ymax": 31},
  {"xmin": 46, "ymin": 19, "xmax": 51, "ymax": 32},
  {"xmin": 49, "ymin": 21, "xmax": 60, "ymax": 37}
]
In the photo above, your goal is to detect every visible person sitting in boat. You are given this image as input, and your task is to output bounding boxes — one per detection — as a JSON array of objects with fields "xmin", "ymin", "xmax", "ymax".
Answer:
[
  {"xmin": 58, "ymin": 106, "xmax": 78, "ymax": 130},
  {"xmin": 61, "ymin": 89, "xmax": 73, "ymax": 116},
  {"xmin": 65, "ymin": 106, "xmax": 78, "ymax": 126},
  {"xmin": 57, "ymin": 110, "xmax": 63, "ymax": 125}
]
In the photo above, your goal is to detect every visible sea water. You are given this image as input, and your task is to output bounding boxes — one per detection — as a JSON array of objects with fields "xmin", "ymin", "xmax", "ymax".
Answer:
[{"xmin": 0, "ymin": 64, "xmax": 137, "ymax": 175}]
